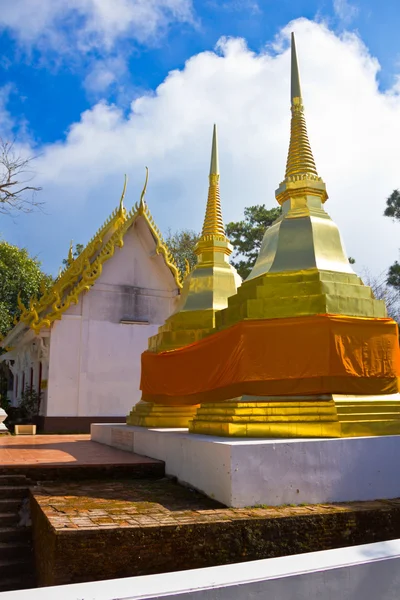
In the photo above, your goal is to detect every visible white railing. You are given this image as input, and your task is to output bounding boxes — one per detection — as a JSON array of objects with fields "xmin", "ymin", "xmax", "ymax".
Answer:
[{"xmin": 2, "ymin": 538, "xmax": 400, "ymax": 599}]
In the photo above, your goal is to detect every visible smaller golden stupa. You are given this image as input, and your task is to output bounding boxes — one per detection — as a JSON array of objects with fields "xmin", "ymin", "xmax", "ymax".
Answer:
[{"xmin": 127, "ymin": 125, "xmax": 241, "ymax": 427}]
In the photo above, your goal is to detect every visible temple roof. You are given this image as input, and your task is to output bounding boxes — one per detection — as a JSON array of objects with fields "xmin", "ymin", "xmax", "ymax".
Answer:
[{"xmin": 8, "ymin": 172, "xmax": 182, "ymax": 339}]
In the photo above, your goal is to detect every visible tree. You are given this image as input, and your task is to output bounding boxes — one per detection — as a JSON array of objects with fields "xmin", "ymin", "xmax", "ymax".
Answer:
[
  {"xmin": 165, "ymin": 229, "xmax": 199, "ymax": 277},
  {"xmin": 384, "ymin": 189, "xmax": 400, "ymax": 221},
  {"xmin": 388, "ymin": 262, "xmax": 400, "ymax": 289},
  {"xmin": 225, "ymin": 205, "xmax": 282, "ymax": 279},
  {"xmin": 0, "ymin": 138, "xmax": 42, "ymax": 215},
  {"xmin": 384, "ymin": 190, "xmax": 400, "ymax": 292},
  {"xmin": 62, "ymin": 243, "xmax": 84, "ymax": 266},
  {"xmin": 0, "ymin": 241, "xmax": 52, "ymax": 337},
  {"xmin": 362, "ymin": 269, "xmax": 400, "ymax": 324}
]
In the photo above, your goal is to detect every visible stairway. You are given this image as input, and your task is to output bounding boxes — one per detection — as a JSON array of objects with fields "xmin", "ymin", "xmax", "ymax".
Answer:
[{"xmin": 0, "ymin": 474, "xmax": 36, "ymax": 592}]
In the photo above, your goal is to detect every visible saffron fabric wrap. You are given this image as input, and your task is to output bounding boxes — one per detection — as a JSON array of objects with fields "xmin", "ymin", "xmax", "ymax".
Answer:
[{"xmin": 140, "ymin": 315, "xmax": 400, "ymax": 406}]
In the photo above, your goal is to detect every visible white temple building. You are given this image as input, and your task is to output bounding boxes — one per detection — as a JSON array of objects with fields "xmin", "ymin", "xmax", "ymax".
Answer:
[{"xmin": 0, "ymin": 176, "xmax": 182, "ymax": 432}]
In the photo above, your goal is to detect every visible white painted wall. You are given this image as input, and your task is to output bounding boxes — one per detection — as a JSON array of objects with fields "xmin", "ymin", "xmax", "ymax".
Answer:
[
  {"xmin": 92, "ymin": 424, "xmax": 400, "ymax": 507},
  {"xmin": 3, "ymin": 539, "xmax": 400, "ymax": 600},
  {"xmin": 46, "ymin": 217, "xmax": 179, "ymax": 418}
]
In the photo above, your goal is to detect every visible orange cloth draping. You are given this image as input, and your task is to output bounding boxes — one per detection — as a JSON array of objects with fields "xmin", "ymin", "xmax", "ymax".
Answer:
[{"xmin": 140, "ymin": 315, "xmax": 400, "ymax": 405}]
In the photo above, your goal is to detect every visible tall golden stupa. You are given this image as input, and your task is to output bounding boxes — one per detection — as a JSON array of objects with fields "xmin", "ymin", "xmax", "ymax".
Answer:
[
  {"xmin": 127, "ymin": 125, "xmax": 241, "ymax": 427},
  {"xmin": 136, "ymin": 33, "xmax": 400, "ymax": 437}
]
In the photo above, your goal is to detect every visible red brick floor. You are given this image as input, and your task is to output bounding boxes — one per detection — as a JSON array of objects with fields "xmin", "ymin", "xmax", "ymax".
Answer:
[{"xmin": 0, "ymin": 434, "xmax": 159, "ymax": 466}]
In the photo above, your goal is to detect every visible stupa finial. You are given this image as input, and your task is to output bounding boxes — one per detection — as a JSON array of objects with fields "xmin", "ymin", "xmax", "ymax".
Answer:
[
  {"xmin": 209, "ymin": 123, "xmax": 219, "ymax": 176},
  {"xmin": 200, "ymin": 124, "xmax": 225, "ymax": 238},
  {"xmin": 290, "ymin": 32, "xmax": 302, "ymax": 102},
  {"xmin": 276, "ymin": 33, "xmax": 326, "ymax": 205}
]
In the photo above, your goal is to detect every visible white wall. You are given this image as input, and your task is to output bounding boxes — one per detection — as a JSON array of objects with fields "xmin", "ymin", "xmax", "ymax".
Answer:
[
  {"xmin": 47, "ymin": 316, "xmax": 82, "ymax": 416},
  {"xmin": 3, "ymin": 539, "xmax": 400, "ymax": 600},
  {"xmin": 46, "ymin": 217, "xmax": 179, "ymax": 417}
]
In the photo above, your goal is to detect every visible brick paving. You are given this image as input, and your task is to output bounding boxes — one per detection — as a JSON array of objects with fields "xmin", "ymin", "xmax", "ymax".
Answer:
[
  {"xmin": 32, "ymin": 478, "xmax": 400, "ymax": 531},
  {"xmin": 0, "ymin": 434, "xmax": 159, "ymax": 467}
]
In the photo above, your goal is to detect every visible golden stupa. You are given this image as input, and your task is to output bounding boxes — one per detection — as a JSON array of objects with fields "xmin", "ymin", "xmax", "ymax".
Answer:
[
  {"xmin": 127, "ymin": 125, "xmax": 241, "ymax": 427},
  {"xmin": 137, "ymin": 33, "xmax": 400, "ymax": 438}
]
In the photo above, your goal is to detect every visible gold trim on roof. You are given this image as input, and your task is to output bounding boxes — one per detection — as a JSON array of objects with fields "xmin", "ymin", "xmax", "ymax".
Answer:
[{"xmin": 15, "ymin": 172, "xmax": 182, "ymax": 335}]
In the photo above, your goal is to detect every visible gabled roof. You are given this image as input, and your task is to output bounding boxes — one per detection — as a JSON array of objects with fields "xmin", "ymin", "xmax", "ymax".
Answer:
[{"xmin": 11, "ymin": 172, "xmax": 182, "ymax": 338}]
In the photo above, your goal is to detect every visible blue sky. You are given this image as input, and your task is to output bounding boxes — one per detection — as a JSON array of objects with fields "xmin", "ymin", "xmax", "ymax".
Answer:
[
  {"xmin": 3, "ymin": 0, "xmax": 400, "ymax": 145},
  {"xmin": 0, "ymin": 0, "xmax": 399, "ymax": 276}
]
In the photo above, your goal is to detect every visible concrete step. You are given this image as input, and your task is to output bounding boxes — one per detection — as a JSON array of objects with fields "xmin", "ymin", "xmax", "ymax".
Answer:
[
  {"xmin": 0, "ymin": 474, "xmax": 32, "ymax": 486},
  {"xmin": 338, "ymin": 412, "xmax": 400, "ymax": 422},
  {"xmin": 0, "ymin": 486, "xmax": 29, "ymax": 500},
  {"xmin": 0, "ymin": 498, "xmax": 22, "ymax": 512},
  {"xmin": 0, "ymin": 526, "xmax": 32, "ymax": 543},
  {"xmin": 0, "ymin": 575, "xmax": 36, "ymax": 593},
  {"xmin": 0, "ymin": 557, "xmax": 34, "ymax": 578},
  {"xmin": 0, "ymin": 541, "xmax": 33, "ymax": 560},
  {"xmin": 0, "ymin": 512, "xmax": 19, "ymax": 527},
  {"xmin": 341, "ymin": 420, "xmax": 400, "ymax": 436}
]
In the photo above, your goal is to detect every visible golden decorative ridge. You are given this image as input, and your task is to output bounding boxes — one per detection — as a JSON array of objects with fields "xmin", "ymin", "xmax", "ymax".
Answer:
[{"xmin": 16, "ymin": 172, "xmax": 182, "ymax": 335}]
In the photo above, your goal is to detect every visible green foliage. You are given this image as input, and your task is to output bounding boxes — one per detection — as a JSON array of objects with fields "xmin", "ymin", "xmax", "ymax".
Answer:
[
  {"xmin": 0, "ymin": 240, "xmax": 52, "ymax": 337},
  {"xmin": 165, "ymin": 229, "xmax": 200, "ymax": 277},
  {"xmin": 62, "ymin": 243, "xmax": 84, "ymax": 265},
  {"xmin": 388, "ymin": 261, "xmax": 400, "ymax": 290},
  {"xmin": 348, "ymin": 257, "xmax": 356, "ymax": 264},
  {"xmin": 225, "ymin": 205, "xmax": 282, "ymax": 279},
  {"xmin": 18, "ymin": 386, "xmax": 42, "ymax": 420},
  {"xmin": 384, "ymin": 190, "xmax": 400, "ymax": 292},
  {"xmin": 384, "ymin": 189, "xmax": 400, "ymax": 221}
]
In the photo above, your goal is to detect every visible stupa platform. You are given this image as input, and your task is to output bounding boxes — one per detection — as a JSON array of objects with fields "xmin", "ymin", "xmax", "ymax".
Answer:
[{"xmin": 92, "ymin": 423, "xmax": 400, "ymax": 507}]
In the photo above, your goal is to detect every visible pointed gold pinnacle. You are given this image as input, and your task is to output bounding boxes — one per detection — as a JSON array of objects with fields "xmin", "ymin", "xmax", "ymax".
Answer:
[
  {"xmin": 201, "ymin": 124, "xmax": 225, "ymax": 237},
  {"xmin": 67, "ymin": 241, "xmax": 74, "ymax": 265},
  {"xmin": 284, "ymin": 33, "xmax": 319, "ymax": 181}
]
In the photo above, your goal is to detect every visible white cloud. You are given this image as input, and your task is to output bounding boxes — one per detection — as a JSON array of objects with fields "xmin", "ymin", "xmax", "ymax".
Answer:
[
  {"xmin": 333, "ymin": 0, "xmax": 359, "ymax": 25},
  {"xmin": 84, "ymin": 57, "xmax": 128, "ymax": 94},
  {"xmin": 0, "ymin": 85, "xmax": 15, "ymax": 136},
  {"xmin": 3, "ymin": 18, "xmax": 400, "ymax": 280},
  {"xmin": 0, "ymin": 0, "xmax": 195, "ymax": 52}
]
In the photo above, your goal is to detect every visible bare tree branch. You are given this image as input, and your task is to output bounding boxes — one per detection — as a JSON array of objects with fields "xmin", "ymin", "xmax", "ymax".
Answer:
[
  {"xmin": 0, "ymin": 138, "xmax": 43, "ymax": 215},
  {"xmin": 362, "ymin": 268, "xmax": 400, "ymax": 322}
]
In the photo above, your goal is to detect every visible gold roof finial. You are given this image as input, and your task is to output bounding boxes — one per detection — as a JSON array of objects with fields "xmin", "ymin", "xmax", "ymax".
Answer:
[
  {"xmin": 276, "ymin": 33, "xmax": 327, "ymax": 205},
  {"xmin": 200, "ymin": 124, "xmax": 225, "ymax": 238},
  {"xmin": 67, "ymin": 241, "xmax": 74, "ymax": 266},
  {"xmin": 139, "ymin": 167, "xmax": 149, "ymax": 210},
  {"xmin": 118, "ymin": 174, "xmax": 127, "ymax": 215}
]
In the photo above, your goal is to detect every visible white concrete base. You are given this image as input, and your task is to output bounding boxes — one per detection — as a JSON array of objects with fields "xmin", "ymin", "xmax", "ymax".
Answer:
[
  {"xmin": 91, "ymin": 423, "xmax": 400, "ymax": 508},
  {"xmin": 0, "ymin": 408, "xmax": 8, "ymax": 433}
]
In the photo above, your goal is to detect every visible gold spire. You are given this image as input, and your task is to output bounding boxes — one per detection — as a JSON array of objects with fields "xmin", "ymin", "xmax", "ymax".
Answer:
[
  {"xmin": 67, "ymin": 241, "xmax": 74, "ymax": 266},
  {"xmin": 200, "ymin": 124, "xmax": 225, "ymax": 238},
  {"xmin": 276, "ymin": 33, "xmax": 327, "ymax": 205}
]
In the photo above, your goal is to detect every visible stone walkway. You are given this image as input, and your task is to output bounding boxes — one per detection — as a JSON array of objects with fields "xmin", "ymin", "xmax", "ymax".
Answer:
[
  {"xmin": 0, "ymin": 434, "xmax": 158, "ymax": 466},
  {"xmin": 32, "ymin": 478, "xmax": 400, "ymax": 531}
]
